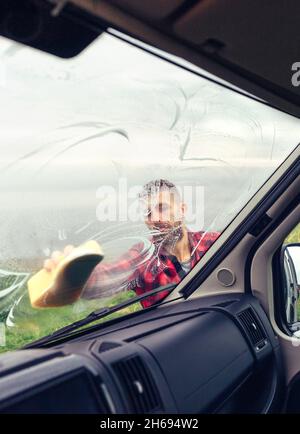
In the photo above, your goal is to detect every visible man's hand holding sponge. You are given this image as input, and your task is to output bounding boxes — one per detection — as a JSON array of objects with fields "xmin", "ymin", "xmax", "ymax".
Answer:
[{"xmin": 27, "ymin": 241, "xmax": 103, "ymax": 308}]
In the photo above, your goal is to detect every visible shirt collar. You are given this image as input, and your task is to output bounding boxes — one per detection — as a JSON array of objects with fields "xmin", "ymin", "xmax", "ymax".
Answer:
[{"xmin": 153, "ymin": 231, "xmax": 200, "ymax": 259}]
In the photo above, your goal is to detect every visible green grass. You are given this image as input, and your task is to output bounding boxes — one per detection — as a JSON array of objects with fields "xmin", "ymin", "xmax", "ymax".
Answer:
[
  {"xmin": 297, "ymin": 298, "xmax": 300, "ymax": 320},
  {"xmin": 1, "ymin": 223, "xmax": 299, "ymax": 353},
  {"xmin": 0, "ymin": 289, "xmax": 141, "ymax": 353},
  {"xmin": 285, "ymin": 223, "xmax": 300, "ymax": 244}
]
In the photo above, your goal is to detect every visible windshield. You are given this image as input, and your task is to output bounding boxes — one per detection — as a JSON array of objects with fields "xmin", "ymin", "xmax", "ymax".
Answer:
[{"xmin": 0, "ymin": 31, "xmax": 299, "ymax": 352}]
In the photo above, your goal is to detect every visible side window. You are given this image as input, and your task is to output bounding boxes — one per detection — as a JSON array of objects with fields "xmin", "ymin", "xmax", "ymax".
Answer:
[{"xmin": 282, "ymin": 223, "xmax": 300, "ymax": 325}]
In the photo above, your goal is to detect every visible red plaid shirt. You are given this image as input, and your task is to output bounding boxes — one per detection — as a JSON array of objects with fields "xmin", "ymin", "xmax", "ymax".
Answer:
[{"xmin": 82, "ymin": 231, "xmax": 220, "ymax": 308}]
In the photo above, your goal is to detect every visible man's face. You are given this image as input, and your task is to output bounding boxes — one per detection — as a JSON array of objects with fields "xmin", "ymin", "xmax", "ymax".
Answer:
[{"xmin": 141, "ymin": 189, "xmax": 186, "ymax": 244}]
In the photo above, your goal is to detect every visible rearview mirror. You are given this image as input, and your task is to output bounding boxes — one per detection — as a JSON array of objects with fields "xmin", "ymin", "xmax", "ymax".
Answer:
[{"xmin": 282, "ymin": 243, "xmax": 300, "ymax": 324}]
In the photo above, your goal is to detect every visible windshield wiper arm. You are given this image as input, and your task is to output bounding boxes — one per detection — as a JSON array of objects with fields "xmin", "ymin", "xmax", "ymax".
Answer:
[{"xmin": 27, "ymin": 283, "xmax": 178, "ymax": 345}]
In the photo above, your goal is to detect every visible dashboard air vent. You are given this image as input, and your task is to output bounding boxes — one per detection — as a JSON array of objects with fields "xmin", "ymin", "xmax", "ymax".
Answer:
[
  {"xmin": 113, "ymin": 355, "xmax": 163, "ymax": 413},
  {"xmin": 238, "ymin": 308, "xmax": 267, "ymax": 349}
]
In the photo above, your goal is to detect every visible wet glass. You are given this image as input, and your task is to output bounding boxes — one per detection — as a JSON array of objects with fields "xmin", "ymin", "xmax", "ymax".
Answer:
[{"xmin": 0, "ymin": 32, "xmax": 300, "ymax": 351}]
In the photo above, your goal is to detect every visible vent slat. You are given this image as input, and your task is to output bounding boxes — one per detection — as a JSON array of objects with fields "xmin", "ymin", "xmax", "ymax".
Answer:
[
  {"xmin": 115, "ymin": 361, "xmax": 141, "ymax": 413},
  {"xmin": 131, "ymin": 357, "xmax": 151, "ymax": 412},
  {"xmin": 113, "ymin": 355, "xmax": 163, "ymax": 413},
  {"xmin": 125, "ymin": 360, "xmax": 142, "ymax": 412},
  {"xmin": 125, "ymin": 358, "xmax": 146, "ymax": 413},
  {"xmin": 238, "ymin": 308, "xmax": 266, "ymax": 347}
]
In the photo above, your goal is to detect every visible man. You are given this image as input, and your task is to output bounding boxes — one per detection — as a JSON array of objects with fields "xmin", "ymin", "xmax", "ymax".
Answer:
[{"xmin": 44, "ymin": 179, "xmax": 219, "ymax": 308}]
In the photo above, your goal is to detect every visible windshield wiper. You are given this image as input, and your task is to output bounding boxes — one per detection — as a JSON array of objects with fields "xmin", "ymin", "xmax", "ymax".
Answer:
[{"xmin": 26, "ymin": 283, "xmax": 178, "ymax": 346}]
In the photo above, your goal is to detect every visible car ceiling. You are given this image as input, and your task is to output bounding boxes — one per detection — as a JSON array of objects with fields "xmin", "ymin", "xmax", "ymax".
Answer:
[{"xmin": 1, "ymin": 0, "xmax": 300, "ymax": 118}]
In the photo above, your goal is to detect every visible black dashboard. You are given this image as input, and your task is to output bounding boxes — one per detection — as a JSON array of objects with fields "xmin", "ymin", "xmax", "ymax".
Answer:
[{"xmin": 0, "ymin": 294, "xmax": 283, "ymax": 414}]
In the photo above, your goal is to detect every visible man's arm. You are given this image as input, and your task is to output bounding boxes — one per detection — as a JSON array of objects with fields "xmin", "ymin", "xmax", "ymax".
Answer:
[
  {"xmin": 42, "ymin": 242, "xmax": 144, "ymax": 304},
  {"xmin": 81, "ymin": 247, "xmax": 142, "ymax": 300}
]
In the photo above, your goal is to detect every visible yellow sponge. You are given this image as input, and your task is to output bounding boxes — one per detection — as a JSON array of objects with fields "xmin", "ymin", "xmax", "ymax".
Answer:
[{"xmin": 27, "ymin": 240, "xmax": 103, "ymax": 308}]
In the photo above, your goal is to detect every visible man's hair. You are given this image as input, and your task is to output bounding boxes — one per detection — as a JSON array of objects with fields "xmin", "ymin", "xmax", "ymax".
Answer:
[{"xmin": 138, "ymin": 179, "xmax": 180, "ymax": 200}]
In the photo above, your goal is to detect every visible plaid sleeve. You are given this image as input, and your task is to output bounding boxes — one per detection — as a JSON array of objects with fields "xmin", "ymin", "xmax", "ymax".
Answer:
[
  {"xmin": 202, "ymin": 231, "xmax": 220, "ymax": 247},
  {"xmin": 192, "ymin": 230, "xmax": 220, "ymax": 258},
  {"xmin": 81, "ymin": 243, "xmax": 143, "ymax": 299}
]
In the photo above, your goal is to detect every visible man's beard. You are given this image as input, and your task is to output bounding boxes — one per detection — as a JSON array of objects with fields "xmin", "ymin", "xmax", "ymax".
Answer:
[{"xmin": 151, "ymin": 222, "xmax": 184, "ymax": 247}]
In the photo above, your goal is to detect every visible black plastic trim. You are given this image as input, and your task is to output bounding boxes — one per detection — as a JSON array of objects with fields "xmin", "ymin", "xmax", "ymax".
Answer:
[{"xmin": 244, "ymin": 192, "xmax": 300, "ymax": 295}]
